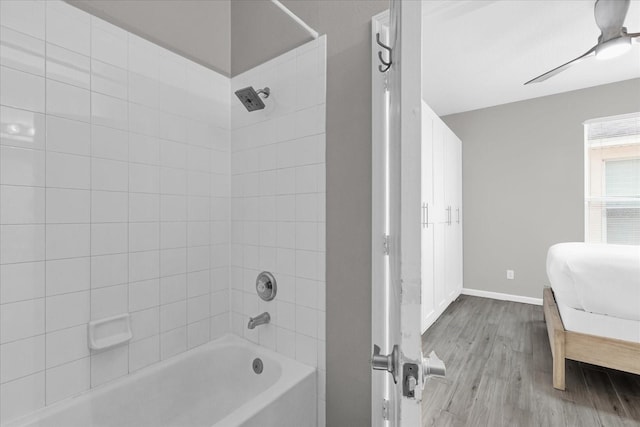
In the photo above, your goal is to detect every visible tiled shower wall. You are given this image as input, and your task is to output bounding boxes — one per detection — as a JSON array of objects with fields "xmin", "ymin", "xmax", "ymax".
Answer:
[
  {"xmin": 0, "ymin": 1, "xmax": 230, "ymax": 422},
  {"xmin": 230, "ymin": 37, "xmax": 327, "ymax": 426}
]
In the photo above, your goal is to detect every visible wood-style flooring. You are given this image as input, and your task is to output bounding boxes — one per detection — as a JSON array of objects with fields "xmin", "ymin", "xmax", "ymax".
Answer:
[{"xmin": 421, "ymin": 295, "xmax": 640, "ymax": 427}]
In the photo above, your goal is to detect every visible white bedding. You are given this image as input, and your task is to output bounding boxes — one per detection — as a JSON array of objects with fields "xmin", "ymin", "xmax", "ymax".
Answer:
[
  {"xmin": 547, "ymin": 242, "xmax": 640, "ymax": 322},
  {"xmin": 557, "ymin": 302, "xmax": 640, "ymax": 344}
]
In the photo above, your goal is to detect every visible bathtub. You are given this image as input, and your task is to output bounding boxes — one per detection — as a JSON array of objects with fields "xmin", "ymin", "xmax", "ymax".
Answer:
[{"xmin": 7, "ymin": 335, "xmax": 316, "ymax": 427}]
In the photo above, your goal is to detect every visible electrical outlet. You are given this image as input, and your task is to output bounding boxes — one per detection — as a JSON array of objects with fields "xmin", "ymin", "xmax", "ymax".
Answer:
[{"xmin": 506, "ymin": 270, "xmax": 515, "ymax": 280}]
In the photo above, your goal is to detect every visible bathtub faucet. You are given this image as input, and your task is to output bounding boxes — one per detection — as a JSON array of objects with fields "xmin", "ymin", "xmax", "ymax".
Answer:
[{"xmin": 247, "ymin": 312, "xmax": 271, "ymax": 329}]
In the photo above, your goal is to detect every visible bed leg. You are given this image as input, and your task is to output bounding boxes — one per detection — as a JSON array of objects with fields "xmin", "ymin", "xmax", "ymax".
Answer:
[{"xmin": 552, "ymin": 330, "xmax": 566, "ymax": 390}]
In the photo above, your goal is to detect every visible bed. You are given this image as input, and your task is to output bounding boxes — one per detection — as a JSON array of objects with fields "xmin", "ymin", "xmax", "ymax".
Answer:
[{"xmin": 544, "ymin": 242, "xmax": 640, "ymax": 390}]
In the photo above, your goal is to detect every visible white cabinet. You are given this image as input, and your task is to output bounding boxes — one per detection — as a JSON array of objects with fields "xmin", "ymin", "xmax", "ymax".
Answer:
[{"xmin": 421, "ymin": 101, "xmax": 463, "ymax": 333}]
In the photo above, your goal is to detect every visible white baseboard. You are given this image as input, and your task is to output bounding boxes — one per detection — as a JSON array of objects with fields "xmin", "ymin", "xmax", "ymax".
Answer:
[{"xmin": 461, "ymin": 288, "xmax": 542, "ymax": 306}]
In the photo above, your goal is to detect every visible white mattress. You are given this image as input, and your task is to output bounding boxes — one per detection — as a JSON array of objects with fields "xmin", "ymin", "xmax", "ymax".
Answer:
[
  {"xmin": 546, "ymin": 242, "xmax": 640, "ymax": 322},
  {"xmin": 557, "ymin": 302, "xmax": 640, "ymax": 344}
]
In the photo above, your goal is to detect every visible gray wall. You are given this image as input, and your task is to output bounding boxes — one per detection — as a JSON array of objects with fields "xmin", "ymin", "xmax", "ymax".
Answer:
[
  {"xmin": 232, "ymin": 1, "xmax": 388, "ymax": 424},
  {"xmin": 443, "ymin": 78, "xmax": 640, "ymax": 300},
  {"xmin": 68, "ymin": 0, "xmax": 231, "ymax": 75}
]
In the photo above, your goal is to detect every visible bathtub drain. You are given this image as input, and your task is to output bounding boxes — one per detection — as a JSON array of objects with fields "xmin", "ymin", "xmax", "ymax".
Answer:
[{"xmin": 252, "ymin": 358, "xmax": 264, "ymax": 374}]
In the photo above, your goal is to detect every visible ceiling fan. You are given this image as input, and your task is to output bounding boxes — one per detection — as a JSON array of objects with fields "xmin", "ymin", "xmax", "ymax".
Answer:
[{"xmin": 524, "ymin": 0, "xmax": 639, "ymax": 85}]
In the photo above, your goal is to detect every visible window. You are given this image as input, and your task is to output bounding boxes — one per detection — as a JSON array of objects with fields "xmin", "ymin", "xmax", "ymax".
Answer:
[{"xmin": 584, "ymin": 113, "xmax": 640, "ymax": 245}]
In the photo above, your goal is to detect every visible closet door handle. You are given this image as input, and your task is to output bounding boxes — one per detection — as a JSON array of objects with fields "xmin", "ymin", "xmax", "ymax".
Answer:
[
  {"xmin": 425, "ymin": 203, "xmax": 429, "ymax": 227},
  {"xmin": 421, "ymin": 204, "xmax": 425, "ymax": 228},
  {"xmin": 456, "ymin": 208, "xmax": 460, "ymax": 224}
]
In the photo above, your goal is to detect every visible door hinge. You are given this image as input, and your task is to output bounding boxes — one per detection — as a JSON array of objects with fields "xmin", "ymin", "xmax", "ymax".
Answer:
[
  {"xmin": 382, "ymin": 399, "xmax": 390, "ymax": 421},
  {"xmin": 383, "ymin": 234, "xmax": 390, "ymax": 255}
]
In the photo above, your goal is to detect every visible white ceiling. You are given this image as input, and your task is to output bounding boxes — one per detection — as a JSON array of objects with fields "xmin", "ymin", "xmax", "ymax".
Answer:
[{"xmin": 422, "ymin": 0, "xmax": 640, "ymax": 116}]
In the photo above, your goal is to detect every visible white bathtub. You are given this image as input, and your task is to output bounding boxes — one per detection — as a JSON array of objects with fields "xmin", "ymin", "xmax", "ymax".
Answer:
[{"xmin": 7, "ymin": 335, "xmax": 316, "ymax": 427}]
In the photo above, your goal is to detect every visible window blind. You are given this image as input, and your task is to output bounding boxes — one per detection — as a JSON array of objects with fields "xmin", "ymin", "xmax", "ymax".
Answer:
[{"xmin": 585, "ymin": 113, "xmax": 640, "ymax": 245}]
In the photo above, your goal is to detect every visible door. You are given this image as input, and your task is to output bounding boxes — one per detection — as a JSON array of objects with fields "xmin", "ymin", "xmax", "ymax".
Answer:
[
  {"xmin": 372, "ymin": 2, "xmax": 444, "ymax": 426},
  {"xmin": 421, "ymin": 104, "xmax": 435, "ymax": 333}
]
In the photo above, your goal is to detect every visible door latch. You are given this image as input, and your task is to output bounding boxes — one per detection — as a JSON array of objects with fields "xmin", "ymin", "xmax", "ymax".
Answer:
[{"xmin": 402, "ymin": 363, "xmax": 419, "ymax": 398}]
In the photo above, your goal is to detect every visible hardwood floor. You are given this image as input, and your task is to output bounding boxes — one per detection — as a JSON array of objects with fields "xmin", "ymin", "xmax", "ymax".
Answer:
[{"xmin": 421, "ymin": 295, "xmax": 640, "ymax": 427}]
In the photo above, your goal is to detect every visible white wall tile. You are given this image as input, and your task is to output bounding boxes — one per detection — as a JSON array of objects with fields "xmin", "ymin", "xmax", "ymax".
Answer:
[
  {"xmin": 0, "ymin": 298, "xmax": 45, "ymax": 343},
  {"xmin": 129, "ymin": 222, "xmax": 160, "ymax": 252},
  {"xmin": 130, "ymin": 307, "xmax": 159, "ymax": 341},
  {"xmin": 129, "ymin": 72, "xmax": 158, "ymax": 108},
  {"xmin": 91, "ymin": 223, "xmax": 127, "ymax": 256},
  {"xmin": 91, "ymin": 125, "xmax": 128, "ymax": 161},
  {"xmin": 0, "ymin": 26, "xmax": 45, "ymax": 75},
  {"xmin": 46, "ymin": 1, "xmax": 90, "ymax": 55},
  {"xmin": 0, "ymin": 261, "xmax": 45, "ymax": 304},
  {"xmin": 92, "ymin": 60, "xmax": 128, "ymax": 99},
  {"xmin": 90, "ymin": 345, "xmax": 128, "ymax": 387},
  {"xmin": 0, "ymin": 224, "xmax": 45, "ymax": 264},
  {"xmin": 45, "ymin": 357, "xmax": 89, "ymax": 404},
  {"xmin": 91, "ymin": 253, "xmax": 128, "ymax": 288},
  {"xmin": 187, "ymin": 294, "xmax": 209, "ymax": 323},
  {"xmin": 187, "ymin": 319, "xmax": 209, "ymax": 349},
  {"xmin": 46, "ymin": 44, "xmax": 90, "ymax": 89},
  {"xmin": 129, "ymin": 134, "xmax": 159, "ymax": 165},
  {"xmin": 92, "ymin": 93, "xmax": 128, "ymax": 131},
  {"xmin": 91, "ymin": 158, "xmax": 128, "ymax": 192},
  {"xmin": 0, "ymin": 106, "xmax": 46, "ymax": 151},
  {"xmin": 129, "ymin": 193, "xmax": 159, "ymax": 222},
  {"xmin": 160, "ymin": 326, "xmax": 186, "ymax": 360},
  {"xmin": 92, "ymin": 191, "xmax": 128, "ymax": 223},
  {"xmin": 91, "ymin": 17, "xmax": 127, "ymax": 68},
  {"xmin": 0, "ymin": 335, "xmax": 45, "ymax": 383},
  {"xmin": 128, "ymin": 250, "xmax": 159, "ymax": 283},
  {"xmin": 129, "ymin": 335, "xmax": 159, "ymax": 372},
  {"xmin": 46, "ymin": 116, "xmax": 90, "ymax": 156},
  {"xmin": 160, "ymin": 274, "xmax": 186, "ymax": 305},
  {"xmin": 45, "ymin": 324, "xmax": 89, "ymax": 368},
  {"xmin": 46, "ymin": 257, "xmax": 90, "ymax": 296},
  {"xmin": 129, "ymin": 103, "xmax": 158, "ymax": 137},
  {"xmin": 1, "ymin": 185, "xmax": 45, "ymax": 224},
  {"xmin": 46, "ymin": 188, "xmax": 90, "ymax": 224},
  {"xmin": 1, "ymin": 146, "xmax": 45, "ymax": 186},
  {"xmin": 129, "ymin": 163, "xmax": 159, "ymax": 193},
  {"xmin": 46, "ymin": 224, "xmax": 90, "ymax": 260},
  {"xmin": 45, "ymin": 291, "xmax": 89, "ymax": 332},
  {"xmin": 160, "ymin": 300, "xmax": 186, "ymax": 332},
  {"xmin": 0, "ymin": 66, "xmax": 45, "ymax": 112},
  {"xmin": 0, "ymin": 372, "xmax": 45, "ymax": 423},
  {"xmin": 91, "ymin": 284, "xmax": 127, "ymax": 320},
  {"xmin": 129, "ymin": 279, "xmax": 159, "ymax": 312},
  {"xmin": 46, "ymin": 79, "xmax": 90, "ymax": 122},
  {"xmin": 46, "ymin": 151, "xmax": 90, "ymax": 189},
  {"xmin": 0, "ymin": 0, "xmax": 45, "ymax": 39}
]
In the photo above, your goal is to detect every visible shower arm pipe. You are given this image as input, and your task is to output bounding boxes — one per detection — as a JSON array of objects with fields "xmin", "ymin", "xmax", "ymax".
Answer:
[{"xmin": 270, "ymin": 0, "xmax": 319, "ymax": 40}]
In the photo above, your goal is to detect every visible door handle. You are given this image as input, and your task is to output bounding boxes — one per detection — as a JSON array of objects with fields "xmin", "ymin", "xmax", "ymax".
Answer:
[
  {"xmin": 456, "ymin": 207, "xmax": 460, "ymax": 224},
  {"xmin": 372, "ymin": 344, "xmax": 400, "ymax": 384},
  {"xmin": 421, "ymin": 203, "xmax": 429, "ymax": 228}
]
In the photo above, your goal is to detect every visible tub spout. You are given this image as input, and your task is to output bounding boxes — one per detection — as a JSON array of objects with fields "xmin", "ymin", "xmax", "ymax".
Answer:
[{"xmin": 247, "ymin": 312, "xmax": 270, "ymax": 329}]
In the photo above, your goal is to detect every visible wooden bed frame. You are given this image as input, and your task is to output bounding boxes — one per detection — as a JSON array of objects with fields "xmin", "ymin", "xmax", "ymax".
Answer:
[{"xmin": 543, "ymin": 287, "xmax": 640, "ymax": 390}]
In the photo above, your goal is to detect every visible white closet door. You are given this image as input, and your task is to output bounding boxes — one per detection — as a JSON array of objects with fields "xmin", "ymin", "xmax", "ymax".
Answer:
[
  {"xmin": 434, "ymin": 222, "xmax": 446, "ymax": 311},
  {"xmin": 421, "ymin": 104, "xmax": 435, "ymax": 332},
  {"xmin": 432, "ymin": 120, "xmax": 446, "ymax": 224}
]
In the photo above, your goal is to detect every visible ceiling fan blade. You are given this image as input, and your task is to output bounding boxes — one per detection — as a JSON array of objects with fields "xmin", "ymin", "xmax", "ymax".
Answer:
[
  {"xmin": 594, "ymin": 0, "xmax": 630, "ymax": 41},
  {"xmin": 524, "ymin": 46, "xmax": 596, "ymax": 85}
]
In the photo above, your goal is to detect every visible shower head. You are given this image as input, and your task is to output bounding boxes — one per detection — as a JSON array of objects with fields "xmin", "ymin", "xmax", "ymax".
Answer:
[{"xmin": 234, "ymin": 86, "xmax": 270, "ymax": 112}]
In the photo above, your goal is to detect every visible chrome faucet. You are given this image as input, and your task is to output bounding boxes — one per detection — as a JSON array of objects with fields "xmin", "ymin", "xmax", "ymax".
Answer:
[{"xmin": 247, "ymin": 312, "xmax": 270, "ymax": 329}]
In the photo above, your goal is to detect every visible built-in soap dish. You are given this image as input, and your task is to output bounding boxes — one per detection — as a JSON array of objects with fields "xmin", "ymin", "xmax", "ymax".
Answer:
[{"xmin": 88, "ymin": 313, "xmax": 133, "ymax": 351}]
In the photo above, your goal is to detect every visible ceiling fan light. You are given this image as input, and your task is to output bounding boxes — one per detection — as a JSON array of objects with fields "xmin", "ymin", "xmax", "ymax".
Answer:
[{"xmin": 595, "ymin": 36, "xmax": 632, "ymax": 60}]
